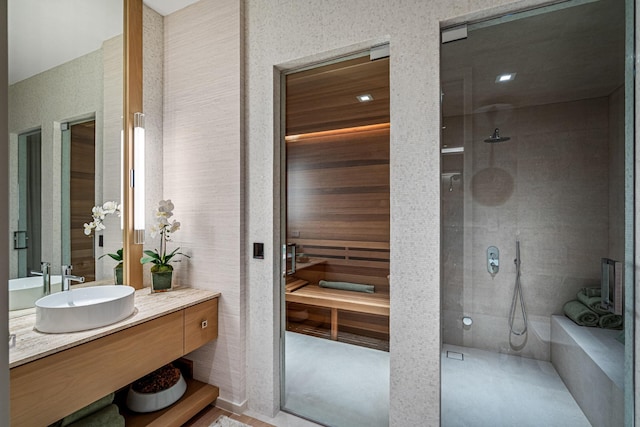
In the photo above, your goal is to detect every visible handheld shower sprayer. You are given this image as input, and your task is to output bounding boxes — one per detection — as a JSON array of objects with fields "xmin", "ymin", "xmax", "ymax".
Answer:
[{"xmin": 509, "ymin": 240, "xmax": 527, "ymax": 338}]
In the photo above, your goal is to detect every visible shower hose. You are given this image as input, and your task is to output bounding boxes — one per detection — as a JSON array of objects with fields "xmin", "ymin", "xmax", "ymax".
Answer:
[{"xmin": 509, "ymin": 240, "xmax": 527, "ymax": 336}]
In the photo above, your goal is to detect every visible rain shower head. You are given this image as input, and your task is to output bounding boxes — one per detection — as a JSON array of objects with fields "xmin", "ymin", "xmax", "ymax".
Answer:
[{"xmin": 484, "ymin": 128, "xmax": 511, "ymax": 143}]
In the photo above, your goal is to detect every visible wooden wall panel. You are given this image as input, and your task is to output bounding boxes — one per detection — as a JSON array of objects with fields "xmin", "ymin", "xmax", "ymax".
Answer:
[
  {"xmin": 70, "ymin": 121, "xmax": 96, "ymax": 281},
  {"xmin": 162, "ymin": 0, "xmax": 244, "ymax": 405},
  {"xmin": 286, "ymin": 126, "xmax": 390, "ymax": 243}
]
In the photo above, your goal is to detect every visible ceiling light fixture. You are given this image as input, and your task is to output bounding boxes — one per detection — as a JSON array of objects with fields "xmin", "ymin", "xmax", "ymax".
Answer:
[
  {"xmin": 356, "ymin": 94, "xmax": 374, "ymax": 102},
  {"xmin": 496, "ymin": 73, "xmax": 516, "ymax": 83}
]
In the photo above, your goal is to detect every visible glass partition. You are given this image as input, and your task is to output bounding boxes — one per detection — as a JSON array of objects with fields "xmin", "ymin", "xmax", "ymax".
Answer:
[{"xmin": 440, "ymin": 0, "xmax": 633, "ymax": 425}]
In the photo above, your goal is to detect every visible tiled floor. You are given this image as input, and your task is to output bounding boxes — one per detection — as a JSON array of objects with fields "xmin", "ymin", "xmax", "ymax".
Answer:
[
  {"xmin": 283, "ymin": 331, "xmax": 390, "ymax": 427},
  {"xmin": 441, "ymin": 344, "xmax": 591, "ymax": 427},
  {"xmin": 191, "ymin": 338, "xmax": 591, "ymax": 427}
]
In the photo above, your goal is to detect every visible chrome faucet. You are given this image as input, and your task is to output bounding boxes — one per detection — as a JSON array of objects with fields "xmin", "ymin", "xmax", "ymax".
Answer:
[
  {"xmin": 31, "ymin": 261, "xmax": 51, "ymax": 295},
  {"xmin": 61, "ymin": 265, "xmax": 85, "ymax": 291}
]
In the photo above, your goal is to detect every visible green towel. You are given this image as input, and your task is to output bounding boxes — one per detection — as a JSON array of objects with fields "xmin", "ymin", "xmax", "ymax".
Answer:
[
  {"xmin": 319, "ymin": 280, "xmax": 375, "ymax": 293},
  {"xmin": 59, "ymin": 393, "xmax": 115, "ymax": 426},
  {"xmin": 563, "ymin": 300, "xmax": 599, "ymax": 327},
  {"xmin": 68, "ymin": 404, "xmax": 124, "ymax": 427},
  {"xmin": 576, "ymin": 290, "xmax": 609, "ymax": 315},
  {"xmin": 582, "ymin": 287, "xmax": 601, "ymax": 298},
  {"xmin": 598, "ymin": 313, "xmax": 623, "ymax": 330}
]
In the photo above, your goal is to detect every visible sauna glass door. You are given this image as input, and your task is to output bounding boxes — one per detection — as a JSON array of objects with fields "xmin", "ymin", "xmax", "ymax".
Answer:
[{"xmin": 281, "ymin": 51, "xmax": 391, "ymax": 427}]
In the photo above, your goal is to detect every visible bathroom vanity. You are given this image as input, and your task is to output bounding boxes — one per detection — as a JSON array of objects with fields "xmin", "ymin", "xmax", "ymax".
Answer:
[{"xmin": 9, "ymin": 287, "xmax": 220, "ymax": 426}]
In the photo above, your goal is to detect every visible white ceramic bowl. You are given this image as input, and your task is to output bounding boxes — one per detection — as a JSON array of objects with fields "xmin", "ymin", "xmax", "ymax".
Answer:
[{"xmin": 126, "ymin": 373, "xmax": 187, "ymax": 413}]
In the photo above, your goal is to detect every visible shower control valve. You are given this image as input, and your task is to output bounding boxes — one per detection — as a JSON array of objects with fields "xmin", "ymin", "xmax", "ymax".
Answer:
[{"xmin": 487, "ymin": 246, "xmax": 499, "ymax": 275}]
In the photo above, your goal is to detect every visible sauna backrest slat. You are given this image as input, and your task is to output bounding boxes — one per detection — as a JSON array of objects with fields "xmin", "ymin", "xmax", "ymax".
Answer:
[{"xmin": 289, "ymin": 239, "xmax": 390, "ymax": 293}]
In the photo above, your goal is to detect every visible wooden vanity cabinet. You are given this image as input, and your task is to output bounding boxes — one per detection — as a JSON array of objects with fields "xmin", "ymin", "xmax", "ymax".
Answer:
[{"xmin": 10, "ymin": 298, "xmax": 219, "ymax": 427}]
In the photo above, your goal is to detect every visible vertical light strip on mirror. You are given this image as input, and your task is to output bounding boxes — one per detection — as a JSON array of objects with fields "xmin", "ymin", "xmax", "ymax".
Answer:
[{"xmin": 133, "ymin": 112, "xmax": 145, "ymax": 244}]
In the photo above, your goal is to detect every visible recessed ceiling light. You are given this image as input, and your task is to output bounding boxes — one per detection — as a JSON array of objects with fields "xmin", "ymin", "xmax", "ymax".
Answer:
[
  {"xmin": 496, "ymin": 73, "xmax": 516, "ymax": 83},
  {"xmin": 356, "ymin": 94, "xmax": 374, "ymax": 102}
]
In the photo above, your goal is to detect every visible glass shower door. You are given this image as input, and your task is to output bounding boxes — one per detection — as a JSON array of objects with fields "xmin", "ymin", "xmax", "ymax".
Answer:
[{"xmin": 440, "ymin": 0, "xmax": 634, "ymax": 425}]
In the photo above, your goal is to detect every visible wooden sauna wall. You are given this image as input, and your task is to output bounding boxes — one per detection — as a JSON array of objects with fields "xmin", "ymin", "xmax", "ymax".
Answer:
[
  {"xmin": 286, "ymin": 126, "xmax": 390, "ymax": 245},
  {"xmin": 286, "ymin": 126, "xmax": 390, "ymax": 342},
  {"xmin": 70, "ymin": 121, "xmax": 96, "ymax": 281},
  {"xmin": 285, "ymin": 56, "xmax": 390, "ymax": 343}
]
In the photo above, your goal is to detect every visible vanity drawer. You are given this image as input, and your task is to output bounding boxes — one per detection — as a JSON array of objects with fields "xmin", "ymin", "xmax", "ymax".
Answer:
[{"xmin": 184, "ymin": 298, "xmax": 218, "ymax": 354}]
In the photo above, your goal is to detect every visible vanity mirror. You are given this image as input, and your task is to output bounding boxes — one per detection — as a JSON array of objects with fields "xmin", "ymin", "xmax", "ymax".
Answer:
[{"xmin": 8, "ymin": 0, "xmax": 124, "ymax": 310}]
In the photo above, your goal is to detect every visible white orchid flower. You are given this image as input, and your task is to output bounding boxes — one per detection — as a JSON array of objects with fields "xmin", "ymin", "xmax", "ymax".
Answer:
[
  {"xmin": 84, "ymin": 201, "xmax": 121, "ymax": 237},
  {"xmin": 92, "ymin": 206, "xmax": 106, "ymax": 220},
  {"xmin": 169, "ymin": 221, "xmax": 180, "ymax": 233},
  {"xmin": 157, "ymin": 199, "xmax": 174, "ymax": 218},
  {"xmin": 102, "ymin": 201, "xmax": 120, "ymax": 215}
]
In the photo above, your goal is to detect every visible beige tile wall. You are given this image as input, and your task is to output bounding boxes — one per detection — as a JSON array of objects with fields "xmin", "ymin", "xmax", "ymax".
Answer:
[
  {"xmin": 99, "ymin": 35, "xmax": 124, "ymax": 280},
  {"xmin": 160, "ymin": 0, "xmax": 245, "ymax": 410},
  {"xmin": 142, "ymin": 5, "xmax": 164, "ymax": 287}
]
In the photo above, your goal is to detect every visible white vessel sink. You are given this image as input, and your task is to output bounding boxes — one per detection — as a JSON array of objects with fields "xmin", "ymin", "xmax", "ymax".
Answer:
[
  {"xmin": 9, "ymin": 275, "xmax": 62, "ymax": 311},
  {"xmin": 35, "ymin": 285, "xmax": 135, "ymax": 333}
]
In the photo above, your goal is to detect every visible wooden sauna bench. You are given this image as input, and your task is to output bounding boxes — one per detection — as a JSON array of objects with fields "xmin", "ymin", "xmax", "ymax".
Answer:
[
  {"xmin": 285, "ymin": 239, "xmax": 390, "ymax": 341},
  {"xmin": 286, "ymin": 282, "xmax": 390, "ymax": 340}
]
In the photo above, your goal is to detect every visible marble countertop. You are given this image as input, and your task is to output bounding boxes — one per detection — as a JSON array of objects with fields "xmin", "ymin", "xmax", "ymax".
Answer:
[{"xmin": 9, "ymin": 286, "xmax": 220, "ymax": 368}]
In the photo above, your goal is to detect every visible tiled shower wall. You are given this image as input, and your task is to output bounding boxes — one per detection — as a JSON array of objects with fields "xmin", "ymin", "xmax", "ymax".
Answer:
[{"xmin": 442, "ymin": 95, "xmax": 623, "ymax": 360}]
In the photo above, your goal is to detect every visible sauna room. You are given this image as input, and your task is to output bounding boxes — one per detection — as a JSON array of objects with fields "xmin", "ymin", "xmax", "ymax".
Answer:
[
  {"xmin": 281, "ymin": 49, "xmax": 391, "ymax": 426},
  {"xmin": 283, "ymin": 52, "xmax": 390, "ymax": 352}
]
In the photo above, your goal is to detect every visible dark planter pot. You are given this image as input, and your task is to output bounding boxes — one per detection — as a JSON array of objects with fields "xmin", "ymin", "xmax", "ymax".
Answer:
[
  {"xmin": 151, "ymin": 270, "xmax": 173, "ymax": 292},
  {"xmin": 114, "ymin": 265, "xmax": 124, "ymax": 285}
]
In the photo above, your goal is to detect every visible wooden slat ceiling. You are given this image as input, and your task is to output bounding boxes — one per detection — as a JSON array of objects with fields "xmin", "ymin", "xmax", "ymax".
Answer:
[{"xmin": 286, "ymin": 56, "xmax": 390, "ymax": 135}]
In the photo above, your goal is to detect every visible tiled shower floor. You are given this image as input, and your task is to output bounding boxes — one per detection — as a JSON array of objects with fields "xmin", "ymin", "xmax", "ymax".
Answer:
[{"xmin": 441, "ymin": 344, "xmax": 591, "ymax": 427}]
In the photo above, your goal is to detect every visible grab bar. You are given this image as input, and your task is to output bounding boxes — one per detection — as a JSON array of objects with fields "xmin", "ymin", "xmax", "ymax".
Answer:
[{"xmin": 600, "ymin": 258, "xmax": 623, "ymax": 315}]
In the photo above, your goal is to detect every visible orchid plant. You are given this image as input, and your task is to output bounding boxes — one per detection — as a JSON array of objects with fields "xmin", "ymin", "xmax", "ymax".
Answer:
[
  {"xmin": 83, "ymin": 201, "xmax": 123, "ymax": 264},
  {"xmin": 83, "ymin": 201, "xmax": 121, "ymax": 236},
  {"xmin": 140, "ymin": 200, "xmax": 190, "ymax": 273}
]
